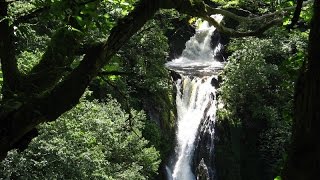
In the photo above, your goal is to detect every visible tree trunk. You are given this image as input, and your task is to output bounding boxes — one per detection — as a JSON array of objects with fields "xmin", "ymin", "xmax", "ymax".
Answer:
[{"xmin": 282, "ymin": 0, "xmax": 320, "ymax": 179}]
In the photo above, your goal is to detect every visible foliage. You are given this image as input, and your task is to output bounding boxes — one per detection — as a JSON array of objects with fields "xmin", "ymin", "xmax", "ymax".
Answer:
[
  {"xmin": 4, "ymin": 0, "xmax": 174, "ymax": 173},
  {"xmin": 117, "ymin": 18, "xmax": 171, "ymax": 94},
  {"xmin": 8, "ymin": 0, "xmax": 138, "ymax": 53},
  {"xmin": 0, "ymin": 97, "xmax": 160, "ymax": 179},
  {"xmin": 274, "ymin": 175, "xmax": 282, "ymax": 180},
  {"xmin": 221, "ymin": 28, "xmax": 307, "ymax": 121},
  {"xmin": 89, "ymin": 16, "xmax": 175, "ymax": 160},
  {"xmin": 218, "ymin": 27, "xmax": 307, "ymax": 177},
  {"xmin": 211, "ymin": 0, "xmax": 240, "ymax": 8},
  {"xmin": 90, "ymin": 14, "xmax": 174, "ymax": 120},
  {"xmin": 17, "ymin": 50, "xmax": 42, "ymax": 74}
]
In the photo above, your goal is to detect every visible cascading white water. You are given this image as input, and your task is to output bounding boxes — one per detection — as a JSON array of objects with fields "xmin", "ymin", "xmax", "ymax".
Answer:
[
  {"xmin": 165, "ymin": 15, "xmax": 224, "ymax": 180},
  {"xmin": 165, "ymin": 15, "xmax": 224, "ymax": 76},
  {"xmin": 172, "ymin": 76, "xmax": 217, "ymax": 180}
]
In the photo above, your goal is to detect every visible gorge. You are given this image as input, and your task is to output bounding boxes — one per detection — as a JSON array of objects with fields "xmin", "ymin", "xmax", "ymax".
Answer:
[{"xmin": 165, "ymin": 15, "xmax": 224, "ymax": 180}]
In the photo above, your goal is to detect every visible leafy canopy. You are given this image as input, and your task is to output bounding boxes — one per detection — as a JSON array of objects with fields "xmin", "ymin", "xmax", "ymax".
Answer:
[{"xmin": 0, "ymin": 96, "xmax": 160, "ymax": 180}]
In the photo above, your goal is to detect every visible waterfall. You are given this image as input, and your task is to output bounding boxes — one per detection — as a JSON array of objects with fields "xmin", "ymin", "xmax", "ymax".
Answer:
[{"xmin": 165, "ymin": 15, "xmax": 224, "ymax": 180}]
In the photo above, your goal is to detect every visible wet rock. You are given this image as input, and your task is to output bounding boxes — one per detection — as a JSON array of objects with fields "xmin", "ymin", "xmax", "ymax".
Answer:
[
  {"xmin": 211, "ymin": 77, "xmax": 219, "ymax": 88},
  {"xmin": 166, "ymin": 18, "xmax": 195, "ymax": 60},
  {"xmin": 170, "ymin": 71, "xmax": 182, "ymax": 81},
  {"xmin": 193, "ymin": 116, "xmax": 216, "ymax": 180},
  {"xmin": 211, "ymin": 31, "xmax": 221, "ymax": 50},
  {"xmin": 196, "ymin": 159, "xmax": 210, "ymax": 180},
  {"xmin": 215, "ymin": 53, "xmax": 225, "ymax": 62}
]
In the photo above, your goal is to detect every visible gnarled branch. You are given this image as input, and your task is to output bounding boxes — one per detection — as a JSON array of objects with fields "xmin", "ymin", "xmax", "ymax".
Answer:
[
  {"xmin": 14, "ymin": 6, "xmax": 49, "ymax": 24},
  {"xmin": 287, "ymin": 0, "xmax": 304, "ymax": 30},
  {"xmin": 203, "ymin": 14, "xmax": 283, "ymax": 37},
  {"xmin": 202, "ymin": 1, "xmax": 311, "ymax": 37}
]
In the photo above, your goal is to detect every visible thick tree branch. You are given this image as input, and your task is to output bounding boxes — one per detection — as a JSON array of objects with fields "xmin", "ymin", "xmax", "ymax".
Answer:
[
  {"xmin": 205, "ymin": 5, "xmax": 248, "ymax": 22},
  {"xmin": 206, "ymin": 0, "xmax": 311, "ymax": 22},
  {"xmin": 203, "ymin": 2, "xmax": 311, "ymax": 37},
  {"xmin": 14, "ymin": 6, "xmax": 49, "ymax": 24},
  {"xmin": 203, "ymin": 15, "xmax": 283, "ymax": 37},
  {"xmin": 205, "ymin": 5, "xmax": 284, "ymax": 22},
  {"xmin": 20, "ymin": 27, "xmax": 82, "ymax": 95},
  {"xmin": 203, "ymin": 0, "xmax": 312, "ymax": 37},
  {"xmin": 172, "ymin": 0, "xmax": 285, "ymax": 37},
  {"xmin": 287, "ymin": 0, "xmax": 304, "ymax": 30},
  {"xmin": 0, "ymin": 0, "xmax": 21, "ymax": 98}
]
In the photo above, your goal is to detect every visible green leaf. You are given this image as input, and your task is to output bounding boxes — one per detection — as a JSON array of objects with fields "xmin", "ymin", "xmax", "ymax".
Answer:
[{"xmin": 274, "ymin": 176, "xmax": 282, "ymax": 180}]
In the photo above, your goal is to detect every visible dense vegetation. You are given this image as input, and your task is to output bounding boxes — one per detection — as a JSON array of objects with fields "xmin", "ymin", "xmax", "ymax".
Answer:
[
  {"xmin": 0, "ymin": 0, "xmax": 319, "ymax": 179},
  {"xmin": 213, "ymin": 1, "xmax": 319, "ymax": 179},
  {"xmin": 0, "ymin": 0, "xmax": 176, "ymax": 179},
  {"xmin": 216, "ymin": 28, "xmax": 308, "ymax": 180},
  {"xmin": 0, "ymin": 98, "xmax": 160, "ymax": 179}
]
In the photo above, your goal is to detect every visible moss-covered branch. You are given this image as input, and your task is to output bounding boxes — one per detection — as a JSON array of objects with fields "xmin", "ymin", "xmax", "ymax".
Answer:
[
  {"xmin": 190, "ymin": 0, "xmax": 311, "ymax": 37},
  {"xmin": 201, "ymin": 0, "xmax": 311, "ymax": 37},
  {"xmin": 203, "ymin": 15, "xmax": 283, "ymax": 37},
  {"xmin": 286, "ymin": 0, "xmax": 304, "ymax": 30},
  {"xmin": 21, "ymin": 27, "xmax": 82, "ymax": 95}
]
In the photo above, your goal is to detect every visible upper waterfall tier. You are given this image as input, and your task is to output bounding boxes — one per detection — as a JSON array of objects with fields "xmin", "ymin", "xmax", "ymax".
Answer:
[{"xmin": 165, "ymin": 15, "xmax": 225, "ymax": 76}]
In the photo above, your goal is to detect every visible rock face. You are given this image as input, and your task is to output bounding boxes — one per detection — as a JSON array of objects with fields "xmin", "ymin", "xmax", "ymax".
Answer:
[
  {"xmin": 192, "ymin": 77, "xmax": 220, "ymax": 180},
  {"xmin": 193, "ymin": 114, "xmax": 216, "ymax": 180},
  {"xmin": 211, "ymin": 77, "xmax": 219, "ymax": 88},
  {"xmin": 196, "ymin": 159, "xmax": 211, "ymax": 180}
]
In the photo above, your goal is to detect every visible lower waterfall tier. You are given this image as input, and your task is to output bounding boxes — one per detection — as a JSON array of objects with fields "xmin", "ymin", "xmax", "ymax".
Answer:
[{"xmin": 167, "ymin": 75, "xmax": 218, "ymax": 180}]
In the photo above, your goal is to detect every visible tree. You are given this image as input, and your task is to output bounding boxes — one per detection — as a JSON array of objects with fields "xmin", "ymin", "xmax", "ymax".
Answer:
[
  {"xmin": 218, "ymin": 30, "xmax": 305, "ymax": 179},
  {"xmin": 282, "ymin": 0, "xmax": 320, "ymax": 179},
  {"xmin": 0, "ymin": 0, "xmax": 287, "ymax": 160},
  {"xmin": 0, "ymin": 98, "xmax": 160, "ymax": 179},
  {"xmin": 0, "ymin": 2, "xmax": 319, "ymax": 179}
]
